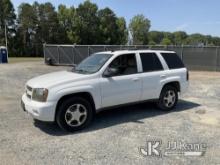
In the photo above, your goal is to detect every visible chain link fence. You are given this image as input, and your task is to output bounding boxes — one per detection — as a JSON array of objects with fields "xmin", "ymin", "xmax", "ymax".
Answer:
[{"xmin": 44, "ymin": 44, "xmax": 220, "ymax": 71}]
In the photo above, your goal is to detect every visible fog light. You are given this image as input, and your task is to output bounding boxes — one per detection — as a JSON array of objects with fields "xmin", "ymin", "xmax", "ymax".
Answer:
[{"xmin": 33, "ymin": 109, "xmax": 39, "ymax": 114}]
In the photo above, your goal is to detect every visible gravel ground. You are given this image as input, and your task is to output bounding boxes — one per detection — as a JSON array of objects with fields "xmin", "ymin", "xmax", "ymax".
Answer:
[{"xmin": 0, "ymin": 61, "xmax": 220, "ymax": 165}]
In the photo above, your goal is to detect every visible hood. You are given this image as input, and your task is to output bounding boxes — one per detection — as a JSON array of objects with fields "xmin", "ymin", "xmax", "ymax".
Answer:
[{"xmin": 27, "ymin": 71, "xmax": 88, "ymax": 88}]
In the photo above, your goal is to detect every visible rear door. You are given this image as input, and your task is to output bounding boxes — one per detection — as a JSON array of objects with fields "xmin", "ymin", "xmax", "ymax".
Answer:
[
  {"xmin": 139, "ymin": 53, "xmax": 165, "ymax": 100},
  {"xmin": 160, "ymin": 52, "xmax": 188, "ymax": 92}
]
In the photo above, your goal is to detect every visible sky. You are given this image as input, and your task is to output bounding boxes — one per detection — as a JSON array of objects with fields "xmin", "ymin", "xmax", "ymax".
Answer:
[{"xmin": 12, "ymin": 0, "xmax": 220, "ymax": 37}]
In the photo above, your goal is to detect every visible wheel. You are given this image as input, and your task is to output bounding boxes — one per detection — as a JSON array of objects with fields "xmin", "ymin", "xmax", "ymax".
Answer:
[
  {"xmin": 56, "ymin": 97, "xmax": 94, "ymax": 132},
  {"xmin": 157, "ymin": 85, "xmax": 178, "ymax": 111}
]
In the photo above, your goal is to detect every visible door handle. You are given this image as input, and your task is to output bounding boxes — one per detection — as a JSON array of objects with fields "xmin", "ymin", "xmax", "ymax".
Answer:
[
  {"xmin": 132, "ymin": 78, "xmax": 140, "ymax": 81},
  {"xmin": 160, "ymin": 75, "xmax": 166, "ymax": 78}
]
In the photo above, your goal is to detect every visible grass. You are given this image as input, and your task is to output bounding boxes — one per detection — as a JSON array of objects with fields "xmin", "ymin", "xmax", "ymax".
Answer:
[{"xmin": 8, "ymin": 57, "xmax": 44, "ymax": 63}]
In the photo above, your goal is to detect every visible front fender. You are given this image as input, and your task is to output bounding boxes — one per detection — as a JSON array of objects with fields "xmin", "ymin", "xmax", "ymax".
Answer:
[{"xmin": 51, "ymin": 85, "xmax": 101, "ymax": 110}]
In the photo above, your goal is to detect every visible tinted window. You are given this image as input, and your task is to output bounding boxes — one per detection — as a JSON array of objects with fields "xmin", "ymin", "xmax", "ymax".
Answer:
[
  {"xmin": 161, "ymin": 53, "xmax": 185, "ymax": 69},
  {"xmin": 108, "ymin": 53, "xmax": 137, "ymax": 76},
  {"xmin": 140, "ymin": 53, "xmax": 163, "ymax": 72}
]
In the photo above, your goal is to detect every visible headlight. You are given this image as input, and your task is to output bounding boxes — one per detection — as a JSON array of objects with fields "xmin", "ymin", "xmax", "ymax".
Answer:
[{"xmin": 32, "ymin": 88, "xmax": 48, "ymax": 102}]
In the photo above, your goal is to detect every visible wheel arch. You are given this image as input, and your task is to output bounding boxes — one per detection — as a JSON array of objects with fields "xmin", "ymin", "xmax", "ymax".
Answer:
[
  {"xmin": 162, "ymin": 81, "xmax": 181, "ymax": 92},
  {"xmin": 55, "ymin": 92, "xmax": 96, "ymax": 120}
]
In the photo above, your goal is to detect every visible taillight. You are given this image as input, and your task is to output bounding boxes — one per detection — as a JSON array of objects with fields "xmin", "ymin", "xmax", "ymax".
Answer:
[{"xmin": 186, "ymin": 70, "xmax": 189, "ymax": 81}]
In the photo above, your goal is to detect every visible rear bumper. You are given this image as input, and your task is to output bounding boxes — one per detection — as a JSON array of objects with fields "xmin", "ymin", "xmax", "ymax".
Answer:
[
  {"xmin": 180, "ymin": 81, "xmax": 189, "ymax": 94},
  {"xmin": 21, "ymin": 94, "xmax": 56, "ymax": 122}
]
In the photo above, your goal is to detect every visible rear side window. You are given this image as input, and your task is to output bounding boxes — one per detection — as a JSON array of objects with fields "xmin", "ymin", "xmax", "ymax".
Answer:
[
  {"xmin": 140, "ymin": 53, "xmax": 163, "ymax": 72},
  {"xmin": 161, "ymin": 53, "xmax": 185, "ymax": 69}
]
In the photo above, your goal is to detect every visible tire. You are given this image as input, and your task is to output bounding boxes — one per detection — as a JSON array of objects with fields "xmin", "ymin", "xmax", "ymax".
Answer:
[
  {"xmin": 157, "ymin": 85, "xmax": 178, "ymax": 111},
  {"xmin": 56, "ymin": 97, "xmax": 94, "ymax": 132}
]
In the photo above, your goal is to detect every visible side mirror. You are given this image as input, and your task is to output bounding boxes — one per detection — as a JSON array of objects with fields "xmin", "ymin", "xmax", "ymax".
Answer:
[{"xmin": 103, "ymin": 67, "xmax": 119, "ymax": 77}]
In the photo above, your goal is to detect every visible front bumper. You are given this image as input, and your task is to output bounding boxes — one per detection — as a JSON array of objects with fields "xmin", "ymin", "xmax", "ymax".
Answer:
[{"xmin": 21, "ymin": 94, "xmax": 56, "ymax": 122}]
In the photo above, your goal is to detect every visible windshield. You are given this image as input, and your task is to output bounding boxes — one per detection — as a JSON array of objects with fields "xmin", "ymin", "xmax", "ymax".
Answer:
[{"xmin": 73, "ymin": 53, "xmax": 112, "ymax": 74}]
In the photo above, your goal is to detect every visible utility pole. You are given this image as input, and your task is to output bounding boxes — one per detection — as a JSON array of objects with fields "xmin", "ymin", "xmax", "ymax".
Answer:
[{"xmin": 4, "ymin": 21, "xmax": 8, "ymax": 49}]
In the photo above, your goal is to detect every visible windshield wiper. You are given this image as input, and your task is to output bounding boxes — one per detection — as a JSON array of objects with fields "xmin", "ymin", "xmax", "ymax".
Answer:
[{"xmin": 74, "ymin": 69, "xmax": 90, "ymax": 74}]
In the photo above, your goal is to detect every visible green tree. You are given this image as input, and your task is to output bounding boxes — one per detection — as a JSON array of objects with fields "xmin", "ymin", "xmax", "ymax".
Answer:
[
  {"xmin": 57, "ymin": 4, "xmax": 75, "ymax": 43},
  {"xmin": 129, "ymin": 14, "xmax": 150, "ymax": 44},
  {"xmin": 17, "ymin": 2, "xmax": 62, "ymax": 56},
  {"xmin": 7, "ymin": 0, "xmax": 220, "ymax": 57},
  {"xmin": 184, "ymin": 33, "xmax": 206, "ymax": 46},
  {"xmin": 17, "ymin": 3, "xmax": 38, "ymax": 55},
  {"xmin": 148, "ymin": 40, "xmax": 156, "ymax": 45},
  {"xmin": 0, "ymin": 0, "xmax": 16, "ymax": 48},
  {"xmin": 160, "ymin": 37, "xmax": 172, "ymax": 45},
  {"xmin": 148, "ymin": 31, "xmax": 163, "ymax": 44},
  {"xmin": 57, "ymin": 4, "xmax": 127, "ymax": 45},
  {"xmin": 205, "ymin": 35, "xmax": 213, "ymax": 45},
  {"xmin": 116, "ymin": 17, "xmax": 128, "ymax": 44},
  {"xmin": 98, "ymin": 7, "xmax": 116, "ymax": 44},
  {"xmin": 162, "ymin": 32, "xmax": 174, "ymax": 44},
  {"xmin": 36, "ymin": 2, "xmax": 61, "ymax": 44},
  {"xmin": 74, "ymin": 0, "xmax": 99, "ymax": 44},
  {"xmin": 173, "ymin": 31, "xmax": 187, "ymax": 45},
  {"xmin": 212, "ymin": 37, "xmax": 220, "ymax": 46}
]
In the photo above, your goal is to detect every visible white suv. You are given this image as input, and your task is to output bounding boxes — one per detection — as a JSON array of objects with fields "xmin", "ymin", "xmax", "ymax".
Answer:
[{"xmin": 21, "ymin": 50, "xmax": 189, "ymax": 131}]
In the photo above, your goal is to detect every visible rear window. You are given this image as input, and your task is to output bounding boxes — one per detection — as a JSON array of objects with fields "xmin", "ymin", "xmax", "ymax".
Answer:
[
  {"xmin": 140, "ymin": 53, "xmax": 163, "ymax": 72},
  {"xmin": 161, "ymin": 53, "xmax": 185, "ymax": 69}
]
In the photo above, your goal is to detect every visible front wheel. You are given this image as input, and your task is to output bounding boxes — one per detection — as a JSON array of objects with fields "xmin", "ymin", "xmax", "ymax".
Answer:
[
  {"xmin": 157, "ymin": 85, "xmax": 178, "ymax": 111},
  {"xmin": 56, "ymin": 97, "xmax": 94, "ymax": 132}
]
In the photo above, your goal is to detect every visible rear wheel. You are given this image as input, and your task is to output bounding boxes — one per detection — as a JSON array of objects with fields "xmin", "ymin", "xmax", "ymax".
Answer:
[
  {"xmin": 157, "ymin": 85, "xmax": 178, "ymax": 111},
  {"xmin": 56, "ymin": 97, "xmax": 94, "ymax": 132}
]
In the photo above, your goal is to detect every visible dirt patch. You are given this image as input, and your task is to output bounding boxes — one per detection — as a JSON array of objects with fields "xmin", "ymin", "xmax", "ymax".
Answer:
[{"xmin": 195, "ymin": 109, "xmax": 206, "ymax": 114}]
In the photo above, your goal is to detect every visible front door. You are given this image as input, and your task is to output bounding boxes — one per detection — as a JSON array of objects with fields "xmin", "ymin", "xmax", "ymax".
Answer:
[{"xmin": 100, "ymin": 53, "xmax": 142, "ymax": 108}]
